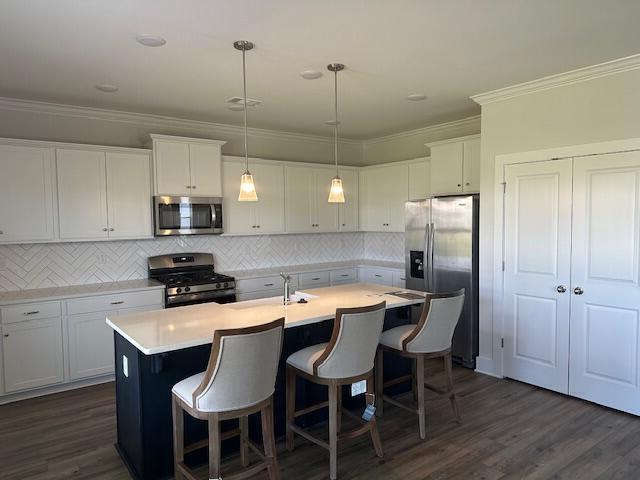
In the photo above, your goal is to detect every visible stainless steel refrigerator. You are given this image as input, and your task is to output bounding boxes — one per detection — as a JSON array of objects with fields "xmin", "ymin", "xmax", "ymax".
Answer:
[{"xmin": 405, "ymin": 195, "xmax": 479, "ymax": 368}]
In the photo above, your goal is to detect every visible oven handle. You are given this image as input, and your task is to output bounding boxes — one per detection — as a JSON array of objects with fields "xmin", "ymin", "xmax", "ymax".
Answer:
[{"xmin": 211, "ymin": 203, "xmax": 217, "ymax": 229}]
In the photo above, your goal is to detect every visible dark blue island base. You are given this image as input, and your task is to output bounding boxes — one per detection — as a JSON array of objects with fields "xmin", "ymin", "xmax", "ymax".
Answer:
[{"xmin": 114, "ymin": 306, "xmax": 414, "ymax": 480}]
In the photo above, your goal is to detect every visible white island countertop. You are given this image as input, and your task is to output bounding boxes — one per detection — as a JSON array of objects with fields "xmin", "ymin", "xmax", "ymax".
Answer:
[{"xmin": 106, "ymin": 283, "xmax": 425, "ymax": 355}]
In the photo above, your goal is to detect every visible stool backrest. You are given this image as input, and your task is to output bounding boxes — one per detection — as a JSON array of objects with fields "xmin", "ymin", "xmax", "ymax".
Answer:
[
  {"xmin": 193, "ymin": 318, "xmax": 285, "ymax": 412},
  {"xmin": 313, "ymin": 301, "xmax": 386, "ymax": 379},
  {"xmin": 404, "ymin": 289, "xmax": 465, "ymax": 353}
]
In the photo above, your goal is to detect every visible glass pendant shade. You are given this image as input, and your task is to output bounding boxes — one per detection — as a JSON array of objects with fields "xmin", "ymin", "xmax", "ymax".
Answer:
[
  {"xmin": 238, "ymin": 171, "xmax": 258, "ymax": 201},
  {"xmin": 328, "ymin": 176, "xmax": 345, "ymax": 203}
]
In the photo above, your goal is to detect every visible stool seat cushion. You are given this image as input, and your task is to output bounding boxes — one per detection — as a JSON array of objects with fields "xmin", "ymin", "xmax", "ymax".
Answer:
[
  {"xmin": 172, "ymin": 372, "xmax": 205, "ymax": 408},
  {"xmin": 286, "ymin": 343, "xmax": 328, "ymax": 375},
  {"xmin": 379, "ymin": 325, "xmax": 414, "ymax": 351}
]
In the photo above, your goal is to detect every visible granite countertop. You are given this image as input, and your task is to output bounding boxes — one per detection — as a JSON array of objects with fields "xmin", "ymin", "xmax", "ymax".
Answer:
[
  {"xmin": 0, "ymin": 279, "xmax": 165, "ymax": 306},
  {"xmin": 223, "ymin": 259, "xmax": 404, "ymax": 280},
  {"xmin": 106, "ymin": 283, "xmax": 424, "ymax": 355}
]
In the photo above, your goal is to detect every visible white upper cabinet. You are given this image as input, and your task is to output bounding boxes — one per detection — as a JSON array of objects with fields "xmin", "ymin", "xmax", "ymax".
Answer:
[
  {"xmin": 338, "ymin": 168, "xmax": 358, "ymax": 231},
  {"xmin": 57, "ymin": 148, "xmax": 152, "ymax": 241},
  {"xmin": 150, "ymin": 135, "xmax": 225, "ymax": 196},
  {"xmin": 359, "ymin": 163, "xmax": 408, "ymax": 232},
  {"xmin": 105, "ymin": 152, "xmax": 152, "ymax": 239},
  {"xmin": 222, "ymin": 158, "xmax": 285, "ymax": 235},
  {"xmin": 428, "ymin": 135, "xmax": 480, "ymax": 196},
  {"xmin": 314, "ymin": 168, "xmax": 338, "ymax": 232},
  {"xmin": 0, "ymin": 144, "xmax": 55, "ymax": 243},
  {"xmin": 408, "ymin": 158, "xmax": 430, "ymax": 200},
  {"xmin": 57, "ymin": 148, "xmax": 109, "ymax": 240},
  {"xmin": 285, "ymin": 166, "xmax": 338, "ymax": 233}
]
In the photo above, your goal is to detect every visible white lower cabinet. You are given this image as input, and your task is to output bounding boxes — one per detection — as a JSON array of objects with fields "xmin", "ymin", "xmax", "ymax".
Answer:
[
  {"xmin": 330, "ymin": 268, "xmax": 358, "ymax": 285},
  {"xmin": 67, "ymin": 311, "xmax": 116, "ymax": 380},
  {"xmin": 358, "ymin": 267, "xmax": 404, "ymax": 288},
  {"xmin": 2, "ymin": 317, "xmax": 64, "ymax": 393},
  {"xmin": 299, "ymin": 271, "xmax": 330, "ymax": 289}
]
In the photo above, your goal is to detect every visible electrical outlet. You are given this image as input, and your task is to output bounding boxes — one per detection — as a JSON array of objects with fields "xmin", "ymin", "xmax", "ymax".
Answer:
[
  {"xmin": 351, "ymin": 380, "xmax": 366, "ymax": 396},
  {"xmin": 122, "ymin": 355, "xmax": 129, "ymax": 378}
]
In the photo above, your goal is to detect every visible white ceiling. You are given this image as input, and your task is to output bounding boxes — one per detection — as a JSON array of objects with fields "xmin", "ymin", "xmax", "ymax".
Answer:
[{"xmin": 1, "ymin": 0, "xmax": 639, "ymax": 139}]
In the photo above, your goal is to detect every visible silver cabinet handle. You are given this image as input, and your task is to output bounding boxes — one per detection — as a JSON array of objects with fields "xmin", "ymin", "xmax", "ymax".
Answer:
[
  {"xmin": 340, "ymin": 274, "xmax": 349, "ymax": 277},
  {"xmin": 264, "ymin": 283, "xmax": 274, "ymax": 287},
  {"xmin": 574, "ymin": 287, "xmax": 584, "ymax": 295},
  {"xmin": 375, "ymin": 274, "xmax": 382, "ymax": 278},
  {"xmin": 102, "ymin": 228, "xmax": 108, "ymax": 231},
  {"xmin": 110, "ymin": 300, "xmax": 125, "ymax": 305},
  {"xmin": 312, "ymin": 277, "xmax": 321, "ymax": 281},
  {"xmin": 24, "ymin": 311, "xmax": 40, "ymax": 315},
  {"xmin": 556, "ymin": 285, "xmax": 566, "ymax": 293}
]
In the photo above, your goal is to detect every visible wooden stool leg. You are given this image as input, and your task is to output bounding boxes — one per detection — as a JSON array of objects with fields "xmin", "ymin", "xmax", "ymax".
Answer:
[
  {"xmin": 416, "ymin": 353, "xmax": 426, "ymax": 440},
  {"xmin": 328, "ymin": 381, "xmax": 339, "ymax": 480},
  {"xmin": 412, "ymin": 357, "xmax": 418, "ymax": 403},
  {"xmin": 208, "ymin": 414, "xmax": 221, "ymax": 480},
  {"xmin": 336, "ymin": 384, "xmax": 342, "ymax": 433},
  {"xmin": 444, "ymin": 352, "xmax": 461, "ymax": 423},
  {"xmin": 261, "ymin": 399, "xmax": 280, "ymax": 480},
  {"xmin": 375, "ymin": 348, "xmax": 384, "ymax": 417},
  {"xmin": 239, "ymin": 415, "xmax": 249, "ymax": 467},
  {"xmin": 171, "ymin": 396, "xmax": 184, "ymax": 480},
  {"xmin": 286, "ymin": 365, "xmax": 296, "ymax": 451},
  {"xmin": 367, "ymin": 374, "xmax": 384, "ymax": 458}
]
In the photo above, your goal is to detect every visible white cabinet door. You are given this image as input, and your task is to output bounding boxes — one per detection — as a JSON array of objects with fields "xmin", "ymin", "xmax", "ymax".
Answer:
[
  {"xmin": 408, "ymin": 159, "xmax": 430, "ymax": 200},
  {"xmin": 2, "ymin": 317, "xmax": 64, "ymax": 392},
  {"xmin": 338, "ymin": 169, "xmax": 358, "ymax": 231},
  {"xmin": 67, "ymin": 311, "xmax": 115, "ymax": 380},
  {"xmin": 154, "ymin": 140, "xmax": 191, "ymax": 195},
  {"xmin": 106, "ymin": 152, "xmax": 152, "ymax": 239},
  {"xmin": 253, "ymin": 162, "xmax": 285, "ymax": 234},
  {"xmin": 189, "ymin": 143, "xmax": 222, "ymax": 196},
  {"xmin": 462, "ymin": 138, "xmax": 480, "ymax": 193},
  {"xmin": 57, "ymin": 149, "xmax": 108, "ymax": 240},
  {"xmin": 503, "ymin": 159, "xmax": 573, "ymax": 394},
  {"xmin": 569, "ymin": 151, "xmax": 640, "ymax": 415},
  {"xmin": 313, "ymin": 168, "xmax": 338, "ymax": 232},
  {"xmin": 0, "ymin": 145, "xmax": 54, "ymax": 242},
  {"xmin": 285, "ymin": 166, "xmax": 314, "ymax": 233},
  {"xmin": 222, "ymin": 161, "xmax": 256, "ymax": 234},
  {"xmin": 359, "ymin": 167, "xmax": 387, "ymax": 231},
  {"xmin": 363, "ymin": 268, "xmax": 394, "ymax": 286},
  {"xmin": 430, "ymin": 142, "xmax": 464, "ymax": 196},
  {"xmin": 384, "ymin": 164, "xmax": 409, "ymax": 232}
]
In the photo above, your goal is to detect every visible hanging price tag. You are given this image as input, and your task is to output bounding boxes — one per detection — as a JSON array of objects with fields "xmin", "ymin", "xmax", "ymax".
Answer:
[{"xmin": 362, "ymin": 392, "xmax": 376, "ymax": 422}]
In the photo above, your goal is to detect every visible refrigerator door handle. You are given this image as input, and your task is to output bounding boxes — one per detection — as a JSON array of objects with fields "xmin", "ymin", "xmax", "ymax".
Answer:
[
  {"xmin": 429, "ymin": 223, "xmax": 435, "ymax": 292},
  {"xmin": 423, "ymin": 222, "xmax": 431, "ymax": 292}
]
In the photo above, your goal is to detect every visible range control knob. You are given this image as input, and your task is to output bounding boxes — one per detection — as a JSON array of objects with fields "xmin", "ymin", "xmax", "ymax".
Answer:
[
  {"xmin": 176, "ymin": 288, "xmax": 182, "ymax": 294},
  {"xmin": 184, "ymin": 287, "xmax": 190, "ymax": 292},
  {"xmin": 216, "ymin": 283, "xmax": 221, "ymax": 289}
]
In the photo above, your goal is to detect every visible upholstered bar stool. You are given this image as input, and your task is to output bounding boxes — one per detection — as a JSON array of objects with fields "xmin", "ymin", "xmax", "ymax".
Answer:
[
  {"xmin": 171, "ymin": 318, "xmax": 285, "ymax": 480},
  {"xmin": 286, "ymin": 302, "xmax": 386, "ymax": 480},
  {"xmin": 375, "ymin": 289, "xmax": 465, "ymax": 439}
]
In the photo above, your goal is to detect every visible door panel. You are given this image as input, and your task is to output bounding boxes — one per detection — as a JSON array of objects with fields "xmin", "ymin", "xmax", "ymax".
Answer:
[
  {"xmin": 385, "ymin": 164, "xmax": 409, "ymax": 232},
  {"xmin": 569, "ymin": 151, "xmax": 640, "ymax": 415},
  {"xmin": 189, "ymin": 144, "xmax": 222, "ymax": 196},
  {"xmin": 503, "ymin": 159, "xmax": 572, "ymax": 393},
  {"xmin": 222, "ymin": 160, "xmax": 255, "ymax": 234},
  {"xmin": 285, "ymin": 166, "xmax": 313, "ymax": 233},
  {"xmin": 338, "ymin": 169, "xmax": 358, "ymax": 231},
  {"xmin": 154, "ymin": 140, "xmax": 190, "ymax": 195},
  {"xmin": 314, "ymin": 169, "xmax": 338, "ymax": 232},
  {"xmin": 253, "ymin": 163, "xmax": 285, "ymax": 234}
]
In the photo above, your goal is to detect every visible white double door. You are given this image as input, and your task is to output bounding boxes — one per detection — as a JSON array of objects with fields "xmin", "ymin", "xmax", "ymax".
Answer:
[{"xmin": 503, "ymin": 151, "xmax": 640, "ymax": 415}]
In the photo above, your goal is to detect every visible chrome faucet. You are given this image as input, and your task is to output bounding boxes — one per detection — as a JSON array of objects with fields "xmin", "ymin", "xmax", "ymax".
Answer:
[{"xmin": 280, "ymin": 272, "xmax": 292, "ymax": 305}]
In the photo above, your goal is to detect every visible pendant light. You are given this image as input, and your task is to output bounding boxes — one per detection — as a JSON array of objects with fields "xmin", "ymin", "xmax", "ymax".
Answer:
[
  {"xmin": 327, "ymin": 63, "xmax": 345, "ymax": 203},
  {"xmin": 235, "ymin": 40, "xmax": 258, "ymax": 202}
]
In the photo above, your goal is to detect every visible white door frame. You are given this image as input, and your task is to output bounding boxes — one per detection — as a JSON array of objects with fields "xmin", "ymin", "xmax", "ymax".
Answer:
[{"xmin": 491, "ymin": 137, "xmax": 640, "ymax": 378}]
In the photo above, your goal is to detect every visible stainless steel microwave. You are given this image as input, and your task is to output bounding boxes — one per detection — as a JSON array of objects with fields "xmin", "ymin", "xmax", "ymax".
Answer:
[{"xmin": 154, "ymin": 196, "xmax": 223, "ymax": 236}]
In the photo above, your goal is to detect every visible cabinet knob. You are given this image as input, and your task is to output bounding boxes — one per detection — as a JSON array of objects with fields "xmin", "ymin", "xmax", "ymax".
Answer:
[
  {"xmin": 102, "ymin": 228, "xmax": 108, "ymax": 232},
  {"xmin": 186, "ymin": 185, "xmax": 192, "ymax": 189},
  {"xmin": 191, "ymin": 185, "xmax": 197, "ymax": 189},
  {"xmin": 457, "ymin": 183, "xmax": 462, "ymax": 187},
  {"xmin": 342, "ymin": 223, "xmax": 346, "ymax": 227},
  {"xmin": 109, "ymin": 228, "xmax": 115, "ymax": 232},
  {"xmin": 252, "ymin": 225, "xmax": 256, "ymax": 228},
  {"xmin": 556, "ymin": 285, "xmax": 566, "ymax": 293},
  {"xmin": 465, "ymin": 182, "xmax": 470, "ymax": 186},
  {"xmin": 574, "ymin": 287, "xmax": 584, "ymax": 295},
  {"xmin": 3, "ymin": 333, "xmax": 8, "ymax": 338},
  {"xmin": 0, "ymin": 230, "xmax": 3, "ymax": 234}
]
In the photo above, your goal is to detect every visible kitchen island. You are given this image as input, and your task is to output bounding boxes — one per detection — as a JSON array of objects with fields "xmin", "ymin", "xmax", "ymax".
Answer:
[{"xmin": 106, "ymin": 283, "xmax": 426, "ymax": 480}]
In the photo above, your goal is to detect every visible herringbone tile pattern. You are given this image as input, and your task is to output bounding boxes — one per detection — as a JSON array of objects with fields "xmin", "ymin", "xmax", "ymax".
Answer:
[{"xmin": 0, "ymin": 232, "xmax": 402, "ymax": 292}]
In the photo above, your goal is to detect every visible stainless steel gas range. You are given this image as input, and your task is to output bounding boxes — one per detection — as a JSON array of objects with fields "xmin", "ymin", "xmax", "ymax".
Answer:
[{"xmin": 148, "ymin": 253, "xmax": 236, "ymax": 308}]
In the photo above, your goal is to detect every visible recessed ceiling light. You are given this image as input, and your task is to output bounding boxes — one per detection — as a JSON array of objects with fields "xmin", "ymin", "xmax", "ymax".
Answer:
[
  {"xmin": 136, "ymin": 34, "xmax": 166, "ymax": 47},
  {"xmin": 406, "ymin": 93, "xmax": 427, "ymax": 101},
  {"xmin": 301, "ymin": 70, "xmax": 322, "ymax": 80},
  {"xmin": 95, "ymin": 83, "xmax": 119, "ymax": 93},
  {"xmin": 324, "ymin": 120, "xmax": 341, "ymax": 126}
]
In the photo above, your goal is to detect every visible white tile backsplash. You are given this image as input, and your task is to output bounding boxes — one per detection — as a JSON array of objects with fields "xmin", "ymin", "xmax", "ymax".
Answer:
[{"xmin": 0, "ymin": 232, "xmax": 403, "ymax": 292}]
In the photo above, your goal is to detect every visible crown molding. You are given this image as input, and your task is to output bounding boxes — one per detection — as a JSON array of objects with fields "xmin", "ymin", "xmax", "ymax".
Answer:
[
  {"xmin": 362, "ymin": 115, "xmax": 480, "ymax": 146},
  {"xmin": 471, "ymin": 53, "xmax": 640, "ymax": 106},
  {"xmin": 0, "ymin": 96, "xmax": 361, "ymax": 146}
]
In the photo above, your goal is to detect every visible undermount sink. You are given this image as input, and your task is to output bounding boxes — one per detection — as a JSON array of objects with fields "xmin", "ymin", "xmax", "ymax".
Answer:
[{"xmin": 228, "ymin": 292, "xmax": 318, "ymax": 309}]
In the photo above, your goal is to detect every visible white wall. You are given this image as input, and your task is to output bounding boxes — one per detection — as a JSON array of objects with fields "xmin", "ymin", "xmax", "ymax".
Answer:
[{"xmin": 477, "ymin": 66, "xmax": 640, "ymax": 375}]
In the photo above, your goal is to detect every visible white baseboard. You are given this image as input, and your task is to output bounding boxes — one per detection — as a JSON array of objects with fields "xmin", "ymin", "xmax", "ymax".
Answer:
[
  {"xmin": 474, "ymin": 356, "xmax": 502, "ymax": 378},
  {"xmin": 0, "ymin": 375, "xmax": 115, "ymax": 405}
]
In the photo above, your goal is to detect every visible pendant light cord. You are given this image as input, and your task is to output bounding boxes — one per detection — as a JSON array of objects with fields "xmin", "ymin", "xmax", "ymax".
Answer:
[
  {"xmin": 333, "ymin": 69, "xmax": 339, "ymax": 177},
  {"xmin": 242, "ymin": 48, "xmax": 249, "ymax": 173}
]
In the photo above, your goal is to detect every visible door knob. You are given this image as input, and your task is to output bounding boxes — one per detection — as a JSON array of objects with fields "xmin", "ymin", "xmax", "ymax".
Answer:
[
  {"xmin": 556, "ymin": 285, "xmax": 566, "ymax": 293},
  {"xmin": 573, "ymin": 287, "xmax": 584, "ymax": 295}
]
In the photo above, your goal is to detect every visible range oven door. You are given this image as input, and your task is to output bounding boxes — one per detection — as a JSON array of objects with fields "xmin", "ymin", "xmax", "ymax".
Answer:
[
  {"xmin": 165, "ymin": 290, "xmax": 236, "ymax": 308},
  {"xmin": 154, "ymin": 196, "xmax": 223, "ymax": 236}
]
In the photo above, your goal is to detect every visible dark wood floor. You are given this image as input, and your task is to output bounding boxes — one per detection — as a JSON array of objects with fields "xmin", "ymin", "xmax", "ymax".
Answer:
[{"xmin": 2, "ymin": 360, "xmax": 640, "ymax": 480}]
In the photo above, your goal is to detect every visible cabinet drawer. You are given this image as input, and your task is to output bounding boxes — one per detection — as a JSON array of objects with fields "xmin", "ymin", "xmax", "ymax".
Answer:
[
  {"xmin": 364, "ymin": 268, "xmax": 394, "ymax": 286},
  {"xmin": 236, "ymin": 274, "xmax": 299, "ymax": 294},
  {"xmin": 236, "ymin": 290, "xmax": 281, "ymax": 302},
  {"xmin": 330, "ymin": 268, "xmax": 358, "ymax": 285},
  {"xmin": 299, "ymin": 271, "xmax": 330, "ymax": 289},
  {"xmin": 66, "ymin": 289, "xmax": 164, "ymax": 315},
  {"xmin": 1, "ymin": 301, "xmax": 61, "ymax": 324}
]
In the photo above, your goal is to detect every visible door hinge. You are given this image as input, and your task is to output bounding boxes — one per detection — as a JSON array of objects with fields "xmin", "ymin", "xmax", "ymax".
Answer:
[{"xmin": 501, "ymin": 338, "xmax": 504, "ymax": 348}]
